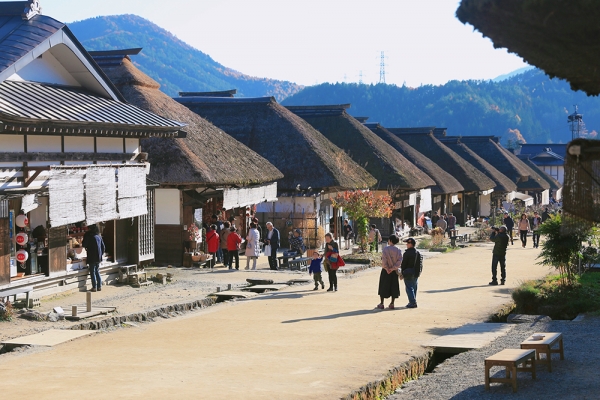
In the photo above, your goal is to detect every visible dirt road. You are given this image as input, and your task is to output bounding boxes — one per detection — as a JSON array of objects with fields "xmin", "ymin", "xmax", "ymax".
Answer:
[{"xmin": 0, "ymin": 243, "xmax": 552, "ymax": 399}]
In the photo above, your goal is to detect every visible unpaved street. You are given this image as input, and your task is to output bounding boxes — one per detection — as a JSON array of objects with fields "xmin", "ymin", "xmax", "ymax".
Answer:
[{"xmin": 0, "ymin": 243, "xmax": 552, "ymax": 399}]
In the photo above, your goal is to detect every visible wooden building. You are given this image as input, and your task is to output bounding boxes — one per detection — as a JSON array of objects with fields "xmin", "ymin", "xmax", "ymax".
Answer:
[
  {"xmin": 285, "ymin": 105, "xmax": 435, "ymax": 235},
  {"xmin": 386, "ymin": 128, "xmax": 496, "ymax": 225},
  {"xmin": 90, "ymin": 50, "xmax": 283, "ymax": 265},
  {"xmin": 173, "ymin": 95, "xmax": 376, "ymax": 247},
  {"xmin": 0, "ymin": 2, "xmax": 186, "ymax": 294}
]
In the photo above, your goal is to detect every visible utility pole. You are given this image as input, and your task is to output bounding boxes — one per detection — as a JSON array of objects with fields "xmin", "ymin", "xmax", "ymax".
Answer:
[
  {"xmin": 379, "ymin": 51, "xmax": 386, "ymax": 84},
  {"xmin": 358, "ymin": 71, "xmax": 363, "ymax": 85}
]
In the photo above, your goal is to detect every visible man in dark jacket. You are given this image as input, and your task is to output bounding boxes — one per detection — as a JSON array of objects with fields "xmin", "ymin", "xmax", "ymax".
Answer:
[
  {"xmin": 401, "ymin": 237, "xmax": 421, "ymax": 308},
  {"xmin": 82, "ymin": 225, "xmax": 106, "ymax": 292},
  {"xmin": 489, "ymin": 226, "xmax": 509, "ymax": 286},
  {"xmin": 264, "ymin": 222, "xmax": 280, "ymax": 270},
  {"xmin": 503, "ymin": 213, "xmax": 515, "ymax": 245}
]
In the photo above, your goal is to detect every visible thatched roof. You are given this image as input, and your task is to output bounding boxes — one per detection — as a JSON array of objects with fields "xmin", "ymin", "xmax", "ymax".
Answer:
[
  {"xmin": 517, "ymin": 155, "xmax": 562, "ymax": 191},
  {"xmin": 386, "ymin": 129, "xmax": 496, "ymax": 192},
  {"xmin": 456, "ymin": 0, "xmax": 600, "ymax": 95},
  {"xmin": 285, "ymin": 105, "xmax": 435, "ymax": 191},
  {"xmin": 174, "ymin": 97, "xmax": 376, "ymax": 192},
  {"xmin": 456, "ymin": 136, "xmax": 550, "ymax": 191},
  {"xmin": 97, "ymin": 57, "xmax": 283, "ymax": 187},
  {"xmin": 365, "ymin": 123, "xmax": 464, "ymax": 195},
  {"xmin": 439, "ymin": 137, "xmax": 517, "ymax": 193}
]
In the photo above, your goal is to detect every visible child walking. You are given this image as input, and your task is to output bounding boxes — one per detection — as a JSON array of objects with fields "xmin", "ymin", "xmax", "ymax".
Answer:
[{"xmin": 308, "ymin": 251, "xmax": 325, "ymax": 290}]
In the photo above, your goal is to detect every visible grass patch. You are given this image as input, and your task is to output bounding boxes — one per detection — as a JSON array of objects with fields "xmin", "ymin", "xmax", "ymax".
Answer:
[{"xmin": 512, "ymin": 273, "xmax": 600, "ymax": 319}]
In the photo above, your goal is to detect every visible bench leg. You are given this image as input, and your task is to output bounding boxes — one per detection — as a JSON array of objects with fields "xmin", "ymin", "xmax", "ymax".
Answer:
[
  {"xmin": 559, "ymin": 337, "xmax": 565, "ymax": 360},
  {"xmin": 511, "ymin": 365, "xmax": 518, "ymax": 393},
  {"xmin": 25, "ymin": 291, "xmax": 30, "ymax": 309},
  {"xmin": 485, "ymin": 363, "xmax": 491, "ymax": 390}
]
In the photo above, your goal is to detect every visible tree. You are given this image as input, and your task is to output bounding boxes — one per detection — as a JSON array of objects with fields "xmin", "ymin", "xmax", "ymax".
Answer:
[{"xmin": 332, "ymin": 191, "xmax": 392, "ymax": 252}]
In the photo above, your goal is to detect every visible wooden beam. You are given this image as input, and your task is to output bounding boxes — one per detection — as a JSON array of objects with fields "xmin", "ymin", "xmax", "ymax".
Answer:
[{"xmin": 0, "ymin": 152, "xmax": 136, "ymax": 162}]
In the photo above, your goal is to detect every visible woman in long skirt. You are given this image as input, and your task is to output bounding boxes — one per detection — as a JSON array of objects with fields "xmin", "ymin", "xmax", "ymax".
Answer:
[{"xmin": 377, "ymin": 235, "xmax": 403, "ymax": 309}]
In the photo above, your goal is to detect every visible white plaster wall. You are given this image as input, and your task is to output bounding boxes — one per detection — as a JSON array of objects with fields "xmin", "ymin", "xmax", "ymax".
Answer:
[
  {"xmin": 156, "ymin": 189, "xmax": 180, "ymax": 225},
  {"xmin": 96, "ymin": 137, "xmax": 123, "ymax": 153},
  {"xmin": 64, "ymin": 137, "xmax": 94, "ymax": 152},
  {"xmin": 0, "ymin": 135, "xmax": 24, "ymax": 152},
  {"xmin": 125, "ymin": 138, "xmax": 140, "ymax": 154},
  {"xmin": 27, "ymin": 135, "xmax": 61, "ymax": 152},
  {"xmin": 7, "ymin": 51, "xmax": 81, "ymax": 87}
]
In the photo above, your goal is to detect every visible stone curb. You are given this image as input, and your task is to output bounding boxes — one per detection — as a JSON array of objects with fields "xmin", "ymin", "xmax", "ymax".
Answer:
[
  {"xmin": 344, "ymin": 348, "xmax": 434, "ymax": 400},
  {"xmin": 69, "ymin": 297, "xmax": 217, "ymax": 331}
]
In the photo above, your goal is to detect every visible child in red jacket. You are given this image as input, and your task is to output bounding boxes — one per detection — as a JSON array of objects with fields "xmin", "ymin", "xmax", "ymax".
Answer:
[
  {"xmin": 226, "ymin": 227, "xmax": 242, "ymax": 270},
  {"xmin": 206, "ymin": 224, "xmax": 220, "ymax": 269}
]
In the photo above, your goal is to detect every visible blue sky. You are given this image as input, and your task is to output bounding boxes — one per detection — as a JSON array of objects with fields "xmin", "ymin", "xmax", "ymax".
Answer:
[{"xmin": 42, "ymin": 0, "xmax": 527, "ymax": 86}]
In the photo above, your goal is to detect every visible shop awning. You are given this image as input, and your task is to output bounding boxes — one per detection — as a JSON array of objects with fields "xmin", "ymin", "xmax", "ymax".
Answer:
[
  {"xmin": 222, "ymin": 183, "xmax": 278, "ymax": 210},
  {"xmin": 507, "ymin": 191, "xmax": 534, "ymax": 207}
]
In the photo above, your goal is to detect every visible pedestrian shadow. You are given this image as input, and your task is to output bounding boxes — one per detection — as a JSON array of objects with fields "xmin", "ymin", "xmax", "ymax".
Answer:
[
  {"xmin": 426, "ymin": 327, "xmax": 455, "ymax": 335},
  {"xmin": 423, "ymin": 285, "xmax": 490, "ymax": 293},
  {"xmin": 282, "ymin": 308, "xmax": 406, "ymax": 323}
]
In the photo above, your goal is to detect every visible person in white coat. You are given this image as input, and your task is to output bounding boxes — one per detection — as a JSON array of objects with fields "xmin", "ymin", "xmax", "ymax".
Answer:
[{"xmin": 245, "ymin": 222, "xmax": 261, "ymax": 270}]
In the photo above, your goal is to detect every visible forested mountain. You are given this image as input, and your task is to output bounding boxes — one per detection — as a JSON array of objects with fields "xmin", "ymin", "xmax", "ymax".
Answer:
[
  {"xmin": 68, "ymin": 15, "xmax": 303, "ymax": 100},
  {"xmin": 282, "ymin": 69, "xmax": 600, "ymax": 145}
]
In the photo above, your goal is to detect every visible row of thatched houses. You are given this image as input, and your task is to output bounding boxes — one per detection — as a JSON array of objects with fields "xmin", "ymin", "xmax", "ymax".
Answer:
[{"xmin": 0, "ymin": 1, "xmax": 562, "ymax": 297}]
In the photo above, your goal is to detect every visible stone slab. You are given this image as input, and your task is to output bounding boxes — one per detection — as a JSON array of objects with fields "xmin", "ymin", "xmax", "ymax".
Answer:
[
  {"xmin": 424, "ymin": 323, "xmax": 513, "ymax": 353},
  {"xmin": 2, "ymin": 329, "xmax": 95, "ymax": 347},
  {"xmin": 242, "ymin": 284, "xmax": 289, "ymax": 293}
]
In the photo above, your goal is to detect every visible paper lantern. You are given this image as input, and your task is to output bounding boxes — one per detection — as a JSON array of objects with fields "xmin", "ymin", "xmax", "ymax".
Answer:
[
  {"xmin": 15, "ymin": 232, "xmax": 28, "ymax": 246},
  {"xmin": 16, "ymin": 249, "xmax": 28, "ymax": 263},
  {"xmin": 15, "ymin": 214, "xmax": 28, "ymax": 228}
]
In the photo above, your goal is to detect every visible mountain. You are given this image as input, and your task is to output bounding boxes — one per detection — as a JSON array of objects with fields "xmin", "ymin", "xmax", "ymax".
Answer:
[
  {"xmin": 68, "ymin": 15, "xmax": 303, "ymax": 100},
  {"xmin": 492, "ymin": 66, "xmax": 535, "ymax": 82},
  {"xmin": 282, "ymin": 69, "xmax": 600, "ymax": 144}
]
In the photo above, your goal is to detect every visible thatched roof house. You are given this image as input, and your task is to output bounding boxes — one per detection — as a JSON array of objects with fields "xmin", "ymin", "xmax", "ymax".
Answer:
[
  {"xmin": 517, "ymin": 155, "xmax": 561, "ymax": 192},
  {"xmin": 174, "ymin": 97, "xmax": 376, "ymax": 192},
  {"xmin": 386, "ymin": 129, "xmax": 496, "ymax": 192},
  {"xmin": 456, "ymin": 0, "xmax": 600, "ymax": 95},
  {"xmin": 454, "ymin": 136, "xmax": 550, "ymax": 192},
  {"xmin": 285, "ymin": 105, "xmax": 434, "ymax": 191},
  {"xmin": 364, "ymin": 123, "xmax": 464, "ymax": 195},
  {"xmin": 92, "ymin": 54, "xmax": 283, "ymax": 187},
  {"xmin": 438, "ymin": 137, "xmax": 517, "ymax": 193}
]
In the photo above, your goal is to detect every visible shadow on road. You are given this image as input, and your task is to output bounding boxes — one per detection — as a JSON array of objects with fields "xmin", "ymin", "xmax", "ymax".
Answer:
[
  {"xmin": 423, "ymin": 285, "xmax": 490, "ymax": 293},
  {"xmin": 282, "ymin": 307, "xmax": 407, "ymax": 323}
]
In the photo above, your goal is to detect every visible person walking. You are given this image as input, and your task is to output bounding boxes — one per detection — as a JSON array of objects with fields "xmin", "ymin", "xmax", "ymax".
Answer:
[
  {"xmin": 245, "ymin": 222, "xmax": 261, "ymax": 270},
  {"xmin": 400, "ymin": 237, "xmax": 421, "ymax": 308},
  {"xmin": 252, "ymin": 217, "xmax": 263, "ymax": 244},
  {"xmin": 532, "ymin": 211, "xmax": 542, "ymax": 249},
  {"xmin": 436, "ymin": 216, "xmax": 447, "ymax": 237},
  {"xmin": 541, "ymin": 207, "xmax": 550, "ymax": 223},
  {"xmin": 324, "ymin": 233, "xmax": 340, "ymax": 291},
  {"xmin": 308, "ymin": 251, "xmax": 325, "ymax": 290},
  {"xmin": 206, "ymin": 224, "xmax": 220, "ymax": 269},
  {"xmin": 226, "ymin": 226, "xmax": 242, "ymax": 270},
  {"xmin": 82, "ymin": 224, "xmax": 105, "ymax": 292},
  {"xmin": 368, "ymin": 224, "xmax": 382, "ymax": 252},
  {"xmin": 264, "ymin": 222, "xmax": 280, "ymax": 270},
  {"xmin": 376, "ymin": 235, "xmax": 403, "ymax": 310},
  {"xmin": 447, "ymin": 213, "xmax": 457, "ymax": 236},
  {"xmin": 343, "ymin": 219, "xmax": 354, "ymax": 250},
  {"xmin": 220, "ymin": 221, "xmax": 231, "ymax": 268},
  {"xmin": 503, "ymin": 212, "xmax": 515, "ymax": 245},
  {"xmin": 518, "ymin": 213, "xmax": 531, "ymax": 248},
  {"xmin": 489, "ymin": 226, "xmax": 509, "ymax": 285},
  {"xmin": 211, "ymin": 214, "xmax": 224, "ymax": 264},
  {"xmin": 431, "ymin": 212, "xmax": 440, "ymax": 226}
]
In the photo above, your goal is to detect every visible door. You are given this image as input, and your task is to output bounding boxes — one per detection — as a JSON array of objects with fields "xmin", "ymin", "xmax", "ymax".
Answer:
[
  {"xmin": 48, "ymin": 226, "xmax": 67, "ymax": 276},
  {"xmin": 136, "ymin": 189, "xmax": 155, "ymax": 263}
]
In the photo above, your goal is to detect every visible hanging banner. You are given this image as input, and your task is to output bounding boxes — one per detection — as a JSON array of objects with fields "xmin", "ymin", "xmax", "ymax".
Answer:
[
  {"xmin": 118, "ymin": 166, "xmax": 148, "ymax": 219},
  {"xmin": 86, "ymin": 167, "xmax": 119, "ymax": 225},
  {"xmin": 409, "ymin": 193, "xmax": 417, "ymax": 206},
  {"xmin": 451, "ymin": 195, "xmax": 460, "ymax": 205},
  {"xmin": 419, "ymin": 188, "xmax": 432, "ymax": 212},
  {"xmin": 21, "ymin": 194, "xmax": 38, "ymax": 213},
  {"xmin": 222, "ymin": 182, "xmax": 278, "ymax": 210},
  {"xmin": 49, "ymin": 168, "xmax": 86, "ymax": 227}
]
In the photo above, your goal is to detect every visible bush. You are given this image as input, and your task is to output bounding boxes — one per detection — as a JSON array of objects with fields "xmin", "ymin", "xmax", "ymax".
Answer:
[{"xmin": 0, "ymin": 300, "xmax": 13, "ymax": 322}]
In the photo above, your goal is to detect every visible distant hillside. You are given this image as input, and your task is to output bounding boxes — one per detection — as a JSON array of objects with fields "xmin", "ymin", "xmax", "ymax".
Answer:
[
  {"xmin": 283, "ymin": 69, "xmax": 600, "ymax": 144},
  {"xmin": 492, "ymin": 66, "xmax": 534, "ymax": 82},
  {"xmin": 68, "ymin": 15, "xmax": 303, "ymax": 100}
]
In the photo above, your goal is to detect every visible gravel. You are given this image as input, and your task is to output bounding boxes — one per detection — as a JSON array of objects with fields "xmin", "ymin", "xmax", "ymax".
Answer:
[{"xmin": 388, "ymin": 316, "xmax": 600, "ymax": 400}]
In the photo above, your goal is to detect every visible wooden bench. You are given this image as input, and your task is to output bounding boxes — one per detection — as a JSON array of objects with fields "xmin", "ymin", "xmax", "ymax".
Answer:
[
  {"xmin": 287, "ymin": 257, "xmax": 311, "ymax": 271},
  {"xmin": 277, "ymin": 254, "xmax": 300, "ymax": 269},
  {"xmin": 485, "ymin": 349, "xmax": 536, "ymax": 392},
  {"xmin": 0, "ymin": 286, "xmax": 34, "ymax": 308},
  {"xmin": 520, "ymin": 332, "xmax": 564, "ymax": 372}
]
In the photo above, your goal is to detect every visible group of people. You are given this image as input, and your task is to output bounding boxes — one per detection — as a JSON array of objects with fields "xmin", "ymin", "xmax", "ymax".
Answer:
[
  {"xmin": 502, "ymin": 211, "xmax": 543, "ymax": 248},
  {"xmin": 431, "ymin": 212, "xmax": 457, "ymax": 237}
]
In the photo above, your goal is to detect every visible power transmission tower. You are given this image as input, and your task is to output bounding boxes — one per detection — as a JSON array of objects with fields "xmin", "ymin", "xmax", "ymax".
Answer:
[
  {"xmin": 379, "ymin": 51, "xmax": 386, "ymax": 84},
  {"xmin": 568, "ymin": 105, "xmax": 585, "ymax": 140}
]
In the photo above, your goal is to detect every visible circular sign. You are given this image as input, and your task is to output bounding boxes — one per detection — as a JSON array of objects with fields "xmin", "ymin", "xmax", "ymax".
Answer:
[
  {"xmin": 15, "ymin": 214, "xmax": 28, "ymax": 228},
  {"xmin": 15, "ymin": 232, "xmax": 28, "ymax": 246},
  {"xmin": 16, "ymin": 249, "xmax": 29, "ymax": 263}
]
